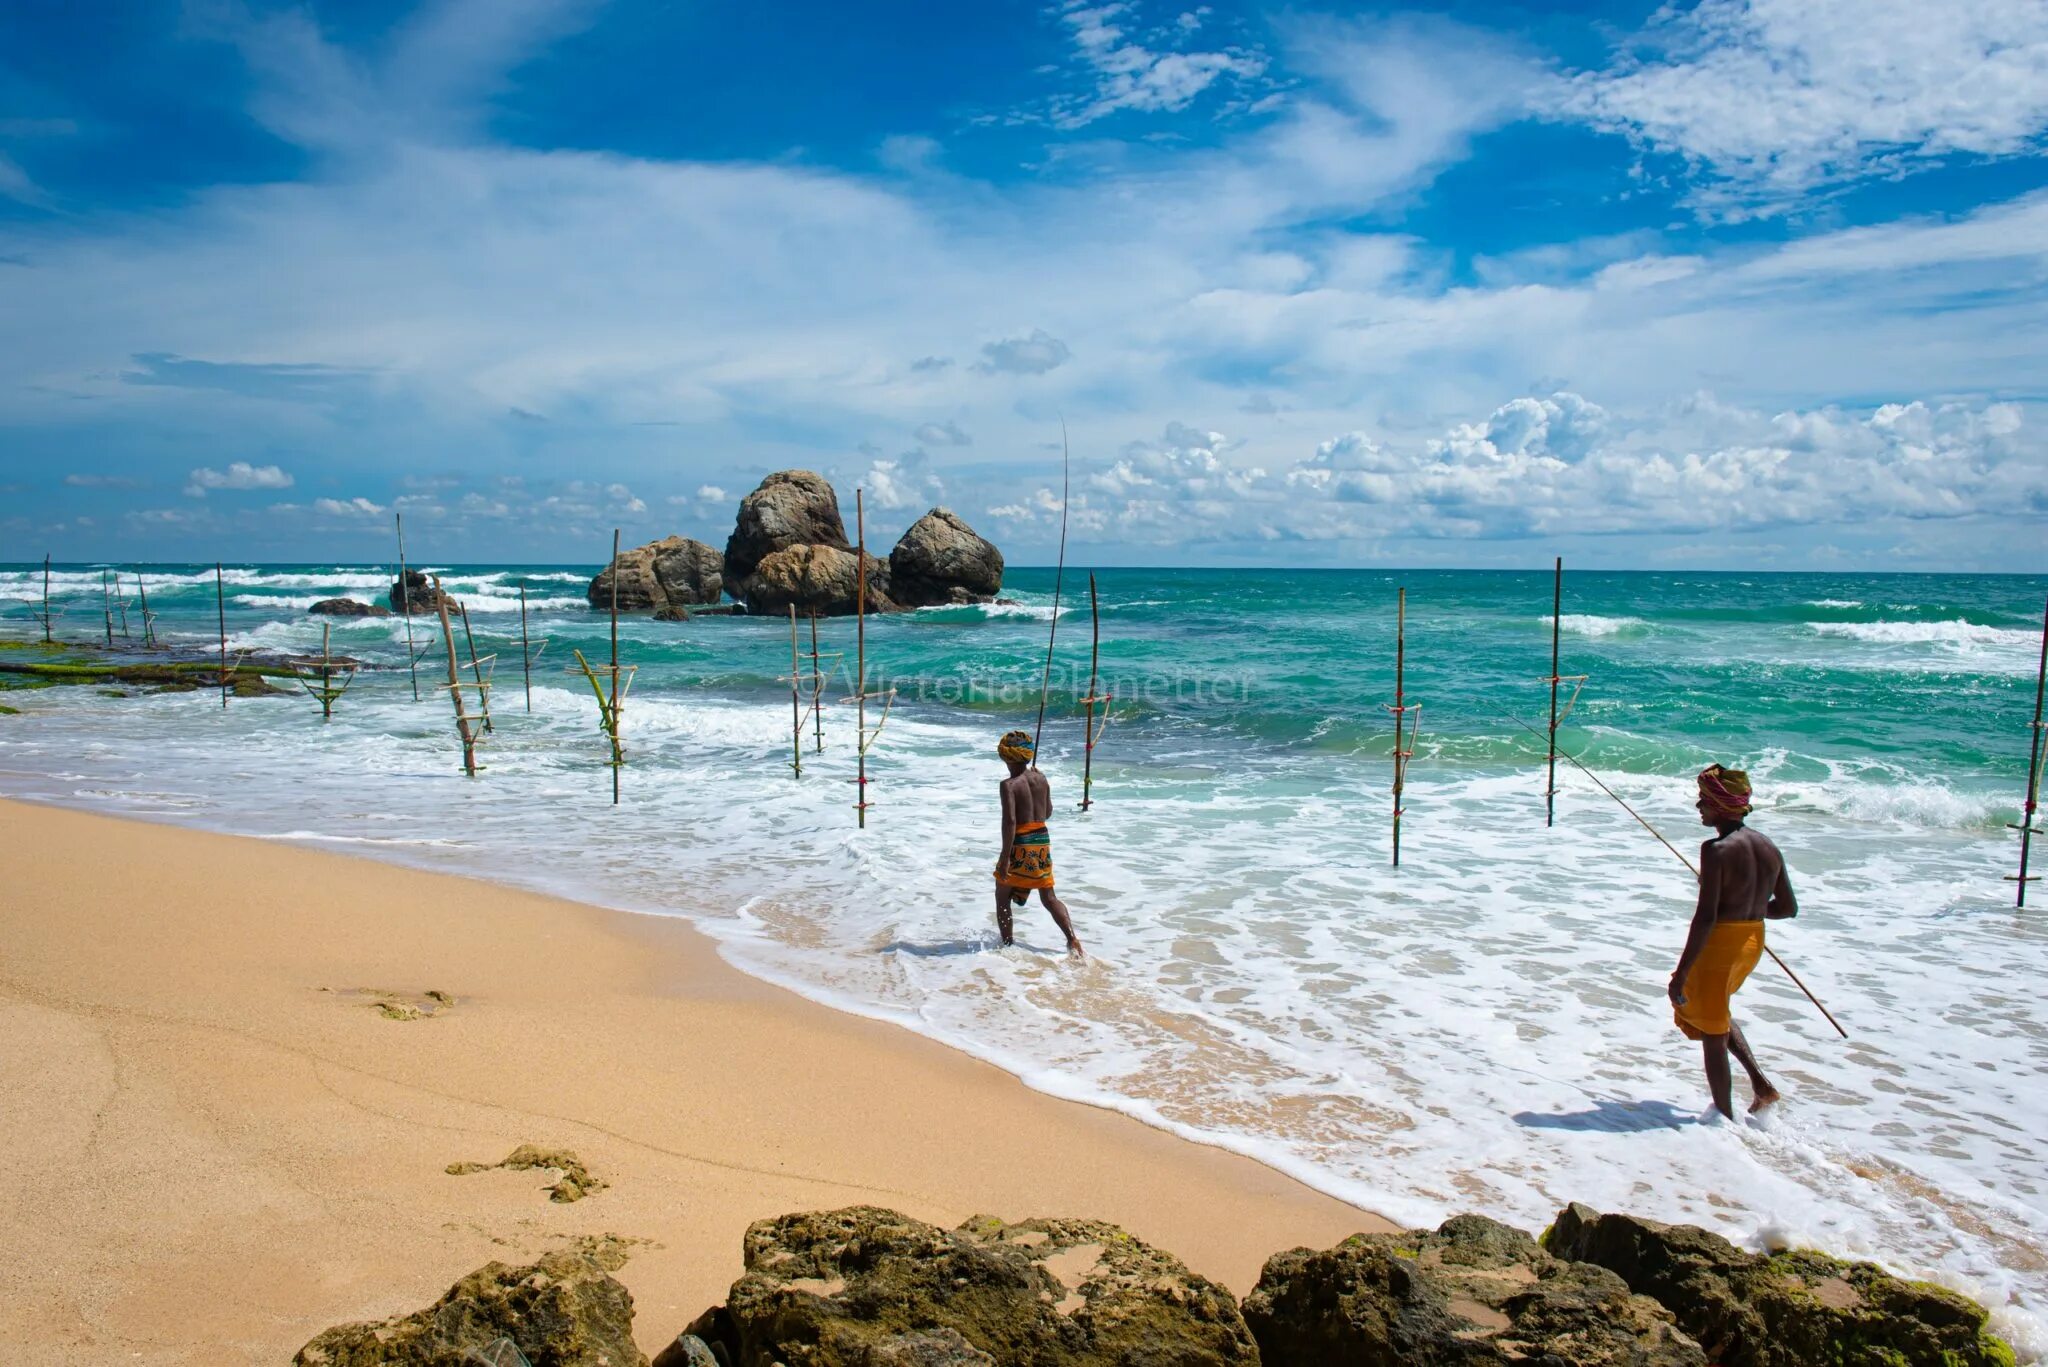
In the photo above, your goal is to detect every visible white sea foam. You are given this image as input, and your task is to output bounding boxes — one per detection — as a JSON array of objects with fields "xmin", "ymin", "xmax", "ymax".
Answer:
[
  {"xmin": 1542, "ymin": 613, "xmax": 1649, "ymax": 637},
  {"xmin": 1806, "ymin": 599, "xmax": 1864, "ymax": 609},
  {"xmin": 1809, "ymin": 619, "xmax": 2035, "ymax": 648}
]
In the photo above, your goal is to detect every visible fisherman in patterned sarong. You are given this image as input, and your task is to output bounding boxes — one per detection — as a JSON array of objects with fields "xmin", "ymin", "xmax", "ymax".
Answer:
[
  {"xmin": 1669, "ymin": 763, "xmax": 1796, "ymax": 1120},
  {"xmin": 994, "ymin": 730, "xmax": 1084, "ymax": 958}
]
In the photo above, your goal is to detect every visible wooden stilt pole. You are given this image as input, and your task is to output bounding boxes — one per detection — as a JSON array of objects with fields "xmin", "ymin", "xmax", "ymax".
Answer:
[
  {"xmin": 789, "ymin": 605, "xmax": 803, "ymax": 777},
  {"xmin": 2011, "ymin": 595, "xmax": 2048, "ymax": 907},
  {"xmin": 396, "ymin": 513, "xmax": 420, "ymax": 703},
  {"xmin": 609, "ymin": 528, "xmax": 621, "ymax": 806},
  {"xmin": 1546, "ymin": 556, "xmax": 1562, "ymax": 827},
  {"xmin": 215, "ymin": 562, "xmax": 229, "ymax": 708},
  {"xmin": 136, "ymin": 573, "xmax": 154, "ymax": 648},
  {"xmin": 102, "ymin": 570, "xmax": 113, "ymax": 647},
  {"xmin": 519, "ymin": 582, "xmax": 533, "ymax": 714},
  {"xmin": 1079, "ymin": 573, "xmax": 1108, "ymax": 811},
  {"xmin": 1394, "ymin": 588, "xmax": 1407, "ymax": 866},
  {"xmin": 114, "ymin": 572, "xmax": 130, "ymax": 639},
  {"xmin": 434, "ymin": 578, "xmax": 480, "ymax": 776},
  {"xmin": 856, "ymin": 492, "xmax": 868, "ymax": 827},
  {"xmin": 459, "ymin": 602, "xmax": 493, "ymax": 734},
  {"xmin": 41, "ymin": 555, "xmax": 52, "ymax": 644},
  {"xmin": 810, "ymin": 615, "xmax": 825, "ymax": 752}
]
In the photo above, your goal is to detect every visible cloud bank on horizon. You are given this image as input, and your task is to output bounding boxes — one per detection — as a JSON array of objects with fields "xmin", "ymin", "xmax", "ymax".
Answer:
[{"xmin": 1, "ymin": 0, "xmax": 2045, "ymax": 569}]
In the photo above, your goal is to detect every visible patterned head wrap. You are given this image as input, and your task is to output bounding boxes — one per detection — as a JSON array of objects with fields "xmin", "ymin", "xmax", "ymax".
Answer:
[
  {"xmin": 998, "ymin": 730, "xmax": 1035, "ymax": 764},
  {"xmin": 1697, "ymin": 764, "xmax": 1753, "ymax": 822}
]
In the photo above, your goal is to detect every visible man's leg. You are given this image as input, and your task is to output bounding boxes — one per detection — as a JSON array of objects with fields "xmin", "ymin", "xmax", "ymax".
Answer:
[
  {"xmin": 1727, "ymin": 1019, "xmax": 1780, "ymax": 1112},
  {"xmin": 994, "ymin": 882, "xmax": 1015, "ymax": 946},
  {"xmin": 1037, "ymin": 889, "xmax": 1084, "ymax": 958},
  {"xmin": 1700, "ymin": 1035, "xmax": 1736, "ymax": 1121}
]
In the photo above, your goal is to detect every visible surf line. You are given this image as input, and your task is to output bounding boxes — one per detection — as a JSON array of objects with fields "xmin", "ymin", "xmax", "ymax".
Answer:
[{"xmin": 1495, "ymin": 706, "xmax": 1849, "ymax": 1040}]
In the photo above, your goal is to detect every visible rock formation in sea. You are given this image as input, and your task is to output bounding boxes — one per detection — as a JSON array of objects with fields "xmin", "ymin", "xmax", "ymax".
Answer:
[
  {"xmin": 888, "ymin": 508, "xmax": 1004, "ymax": 608},
  {"xmin": 292, "ymin": 1238, "xmax": 645, "ymax": 1366},
  {"xmin": 723, "ymin": 471, "xmax": 1004, "ymax": 616},
  {"xmin": 588, "ymin": 536, "xmax": 725, "ymax": 614},
  {"xmin": 388, "ymin": 570, "xmax": 453, "ymax": 616},
  {"xmin": 307, "ymin": 598, "xmax": 390, "ymax": 618}
]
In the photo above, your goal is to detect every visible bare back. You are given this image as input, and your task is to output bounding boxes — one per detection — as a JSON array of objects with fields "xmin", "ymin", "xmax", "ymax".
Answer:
[
  {"xmin": 1001, "ymin": 768, "xmax": 1053, "ymax": 825},
  {"xmin": 1702, "ymin": 826, "xmax": 1791, "ymax": 923}
]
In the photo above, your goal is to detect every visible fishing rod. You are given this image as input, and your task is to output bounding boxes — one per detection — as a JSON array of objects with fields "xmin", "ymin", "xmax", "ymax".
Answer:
[
  {"xmin": 1030, "ymin": 420, "xmax": 1071, "ymax": 763},
  {"xmin": 1496, "ymin": 706, "xmax": 1849, "ymax": 1040}
]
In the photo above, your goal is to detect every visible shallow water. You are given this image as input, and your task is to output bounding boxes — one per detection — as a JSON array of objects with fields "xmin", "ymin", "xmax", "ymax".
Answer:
[{"xmin": 3, "ymin": 561, "xmax": 2046, "ymax": 1355}]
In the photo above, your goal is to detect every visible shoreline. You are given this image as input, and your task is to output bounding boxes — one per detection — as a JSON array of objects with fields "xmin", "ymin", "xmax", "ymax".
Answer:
[{"xmin": 0, "ymin": 797, "xmax": 1389, "ymax": 1363}]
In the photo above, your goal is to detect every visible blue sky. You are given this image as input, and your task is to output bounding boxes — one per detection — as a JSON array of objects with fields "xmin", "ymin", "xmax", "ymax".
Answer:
[{"xmin": 2, "ymin": 0, "xmax": 2046, "ymax": 568}]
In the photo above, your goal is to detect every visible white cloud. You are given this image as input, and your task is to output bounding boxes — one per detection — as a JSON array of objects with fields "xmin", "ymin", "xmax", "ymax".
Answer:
[
  {"xmin": 696, "ymin": 484, "xmax": 727, "ymax": 501},
  {"xmin": 313, "ymin": 496, "xmax": 387, "ymax": 517},
  {"xmin": 1558, "ymin": 0, "xmax": 2048, "ymax": 215},
  {"xmin": 1050, "ymin": 1, "xmax": 1268, "ymax": 128},
  {"xmin": 184, "ymin": 462, "xmax": 294, "ymax": 497},
  {"xmin": 914, "ymin": 420, "xmax": 972, "ymax": 446},
  {"xmin": 977, "ymin": 329, "xmax": 1072, "ymax": 375}
]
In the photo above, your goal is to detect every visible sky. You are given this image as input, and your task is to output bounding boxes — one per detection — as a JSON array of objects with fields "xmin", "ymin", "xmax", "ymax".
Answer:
[{"xmin": 2, "ymin": 0, "xmax": 2046, "ymax": 569}]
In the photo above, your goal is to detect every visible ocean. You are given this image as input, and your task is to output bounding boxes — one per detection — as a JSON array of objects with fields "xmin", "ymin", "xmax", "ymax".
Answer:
[{"xmin": 3, "ymin": 561, "xmax": 2046, "ymax": 1353}]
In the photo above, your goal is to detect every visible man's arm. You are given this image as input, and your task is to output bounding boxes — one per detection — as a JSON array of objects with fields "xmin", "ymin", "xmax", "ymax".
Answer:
[
  {"xmin": 1670, "ymin": 841, "xmax": 1722, "ymax": 1005},
  {"xmin": 996, "ymin": 781, "xmax": 1017, "ymax": 877},
  {"xmin": 1766, "ymin": 851, "xmax": 1797, "ymax": 920}
]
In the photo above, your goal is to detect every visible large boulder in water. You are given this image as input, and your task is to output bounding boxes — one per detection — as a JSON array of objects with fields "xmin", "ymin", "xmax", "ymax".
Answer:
[
  {"xmin": 1243, "ymin": 1213, "xmax": 1706, "ymax": 1366},
  {"xmin": 888, "ymin": 508, "xmax": 1003, "ymax": 607},
  {"xmin": 690, "ymin": 1205, "xmax": 1258, "ymax": 1366},
  {"xmin": 292, "ymin": 1241, "xmax": 647, "ymax": 1366},
  {"xmin": 739, "ymin": 545, "xmax": 900, "ymax": 618},
  {"xmin": 589, "ymin": 536, "xmax": 725, "ymax": 613},
  {"xmin": 725, "ymin": 471, "xmax": 850, "ymax": 583},
  {"xmin": 388, "ymin": 570, "xmax": 454, "ymax": 616},
  {"xmin": 1544, "ymin": 1203, "xmax": 2014, "ymax": 1367},
  {"xmin": 309, "ymin": 598, "xmax": 390, "ymax": 618}
]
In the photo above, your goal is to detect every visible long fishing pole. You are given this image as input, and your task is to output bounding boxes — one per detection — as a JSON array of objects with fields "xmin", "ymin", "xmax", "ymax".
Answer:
[
  {"xmin": 1495, "ymin": 706, "xmax": 1848, "ymax": 1039},
  {"xmin": 1030, "ymin": 421, "xmax": 1071, "ymax": 763}
]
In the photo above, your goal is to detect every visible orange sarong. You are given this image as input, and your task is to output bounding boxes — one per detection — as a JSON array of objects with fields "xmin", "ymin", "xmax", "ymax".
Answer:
[
  {"xmin": 1675, "ymin": 919, "xmax": 1765, "ymax": 1039},
  {"xmin": 998, "ymin": 821, "xmax": 1054, "ymax": 891}
]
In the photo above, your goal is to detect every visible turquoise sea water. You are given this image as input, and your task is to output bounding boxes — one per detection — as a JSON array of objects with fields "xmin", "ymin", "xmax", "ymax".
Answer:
[{"xmin": 4, "ymin": 561, "xmax": 2047, "ymax": 1353}]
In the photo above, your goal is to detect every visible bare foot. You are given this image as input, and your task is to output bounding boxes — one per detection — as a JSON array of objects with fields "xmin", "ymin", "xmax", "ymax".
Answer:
[
  {"xmin": 1067, "ymin": 938, "xmax": 1086, "ymax": 961},
  {"xmin": 1749, "ymin": 1086, "xmax": 1782, "ymax": 1114}
]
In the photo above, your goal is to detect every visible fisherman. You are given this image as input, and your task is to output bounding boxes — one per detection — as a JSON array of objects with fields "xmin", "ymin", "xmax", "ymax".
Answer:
[
  {"xmin": 994, "ymin": 730, "xmax": 1084, "ymax": 958},
  {"xmin": 1669, "ymin": 764, "xmax": 1795, "ymax": 1120}
]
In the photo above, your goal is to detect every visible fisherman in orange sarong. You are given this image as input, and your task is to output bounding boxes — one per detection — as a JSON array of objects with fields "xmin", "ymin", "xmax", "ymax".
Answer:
[
  {"xmin": 1669, "ymin": 763, "xmax": 1797, "ymax": 1120},
  {"xmin": 994, "ymin": 730, "xmax": 1083, "ymax": 959}
]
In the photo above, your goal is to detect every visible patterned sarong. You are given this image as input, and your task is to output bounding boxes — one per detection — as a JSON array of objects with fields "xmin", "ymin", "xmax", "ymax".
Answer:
[
  {"xmin": 999, "ymin": 820, "xmax": 1054, "ymax": 890},
  {"xmin": 1674, "ymin": 919, "xmax": 1765, "ymax": 1039}
]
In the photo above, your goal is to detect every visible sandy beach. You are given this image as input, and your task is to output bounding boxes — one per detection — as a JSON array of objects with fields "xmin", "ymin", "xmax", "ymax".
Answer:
[{"xmin": 0, "ymin": 797, "xmax": 1385, "ymax": 1363}]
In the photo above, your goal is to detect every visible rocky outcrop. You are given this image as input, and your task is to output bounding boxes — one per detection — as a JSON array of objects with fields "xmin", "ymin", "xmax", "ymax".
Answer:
[
  {"xmin": 1545, "ymin": 1204, "xmax": 2015, "ymax": 1367},
  {"xmin": 446, "ymin": 1144, "xmax": 606, "ymax": 1204},
  {"xmin": 293, "ymin": 1242, "xmax": 647, "ymax": 1366},
  {"xmin": 888, "ymin": 509, "xmax": 1003, "ymax": 607},
  {"xmin": 740, "ymin": 545, "xmax": 900, "ymax": 618},
  {"xmin": 388, "ymin": 570, "xmax": 453, "ymax": 616},
  {"xmin": 691, "ymin": 1205, "xmax": 1257, "ymax": 1366},
  {"xmin": 725, "ymin": 471, "xmax": 850, "ymax": 583},
  {"xmin": 589, "ymin": 536, "xmax": 725, "ymax": 613},
  {"xmin": 1244, "ymin": 1213, "xmax": 1704, "ymax": 1366},
  {"xmin": 308, "ymin": 598, "xmax": 390, "ymax": 618}
]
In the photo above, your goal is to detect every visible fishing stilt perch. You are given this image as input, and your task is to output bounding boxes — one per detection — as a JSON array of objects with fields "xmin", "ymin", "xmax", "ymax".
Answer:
[
  {"xmin": 1538, "ymin": 557, "xmax": 1587, "ymax": 825},
  {"xmin": 1077, "ymin": 572, "xmax": 1113, "ymax": 811},
  {"xmin": 289, "ymin": 621, "xmax": 359, "ymax": 721},
  {"xmin": 841, "ymin": 490, "xmax": 896, "ymax": 826},
  {"xmin": 1384, "ymin": 586, "xmax": 1422, "ymax": 867},
  {"xmin": 458, "ymin": 603, "xmax": 495, "ymax": 736},
  {"xmin": 2010, "ymin": 595, "xmax": 2048, "ymax": 907},
  {"xmin": 215, "ymin": 562, "xmax": 230, "ymax": 709},
  {"xmin": 787, "ymin": 605, "xmax": 804, "ymax": 777},
  {"xmin": 433, "ymin": 578, "xmax": 484, "ymax": 776},
  {"xmin": 514, "ymin": 582, "xmax": 549, "ymax": 715},
  {"xmin": 570, "ymin": 530, "xmax": 636, "ymax": 804},
  {"xmin": 396, "ymin": 513, "xmax": 421, "ymax": 703},
  {"xmin": 39, "ymin": 554, "xmax": 53, "ymax": 645}
]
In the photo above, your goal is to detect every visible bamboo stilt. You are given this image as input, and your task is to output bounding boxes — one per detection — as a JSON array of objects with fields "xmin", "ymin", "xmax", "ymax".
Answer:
[
  {"xmin": 113, "ymin": 572, "xmax": 130, "ymax": 639},
  {"xmin": 40, "ymin": 555, "xmax": 52, "ymax": 644},
  {"xmin": 396, "ymin": 513, "xmax": 420, "ymax": 702},
  {"xmin": 216, "ymin": 562, "xmax": 229, "ymax": 709},
  {"xmin": 1384, "ymin": 586, "xmax": 1422, "ymax": 867},
  {"xmin": 519, "ymin": 583, "xmax": 533, "ymax": 713},
  {"xmin": 2010, "ymin": 595, "xmax": 2048, "ymax": 907},
  {"xmin": 1078, "ymin": 573, "xmax": 1113, "ymax": 811},
  {"xmin": 788, "ymin": 605, "xmax": 803, "ymax": 777},
  {"xmin": 434, "ymin": 577, "xmax": 482, "ymax": 776},
  {"xmin": 1547, "ymin": 556, "xmax": 1561, "ymax": 827},
  {"xmin": 856, "ymin": 493, "xmax": 868, "ymax": 826},
  {"xmin": 289, "ymin": 621, "xmax": 359, "ymax": 721},
  {"xmin": 136, "ymin": 573, "xmax": 155, "ymax": 648},
  {"xmin": 810, "ymin": 615, "xmax": 825, "ymax": 751},
  {"xmin": 459, "ymin": 602, "xmax": 494, "ymax": 735},
  {"xmin": 102, "ymin": 569, "xmax": 113, "ymax": 647},
  {"xmin": 609, "ymin": 529, "xmax": 621, "ymax": 805}
]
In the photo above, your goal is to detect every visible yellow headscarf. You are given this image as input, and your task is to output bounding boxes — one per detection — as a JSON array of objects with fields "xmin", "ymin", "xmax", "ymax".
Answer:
[
  {"xmin": 1698, "ymin": 764, "xmax": 1753, "ymax": 821},
  {"xmin": 998, "ymin": 730, "xmax": 1035, "ymax": 764}
]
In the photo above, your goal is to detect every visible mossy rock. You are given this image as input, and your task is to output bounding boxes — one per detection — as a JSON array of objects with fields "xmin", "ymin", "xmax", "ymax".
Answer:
[
  {"xmin": 1544, "ymin": 1203, "xmax": 2013, "ymax": 1367},
  {"xmin": 0, "ymin": 703, "xmax": 19, "ymax": 715}
]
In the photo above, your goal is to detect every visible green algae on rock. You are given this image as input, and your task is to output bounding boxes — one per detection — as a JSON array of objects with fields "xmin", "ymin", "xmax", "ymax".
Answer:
[{"xmin": 447, "ymin": 1145, "xmax": 607, "ymax": 1204}]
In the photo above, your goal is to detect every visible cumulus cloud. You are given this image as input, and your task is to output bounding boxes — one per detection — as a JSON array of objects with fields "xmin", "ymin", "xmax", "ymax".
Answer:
[
  {"xmin": 184, "ymin": 462, "xmax": 294, "ymax": 497},
  {"xmin": 696, "ymin": 484, "xmax": 727, "ymax": 502},
  {"xmin": 1558, "ymin": 0, "xmax": 2048, "ymax": 215},
  {"xmin": 914, "ymin": 420, "xmax": 972, "ymax": 446},
  {"xmin": 312, "ymin": 496, "xmax": 386, "ymax": 516},
  {"xmin": 977, "ymin": 329, "xmax": 1072, "ymax": 375},
  {"xmin": 1051, "ymin": 1, "xmax": 1270, "ymax": 128}
]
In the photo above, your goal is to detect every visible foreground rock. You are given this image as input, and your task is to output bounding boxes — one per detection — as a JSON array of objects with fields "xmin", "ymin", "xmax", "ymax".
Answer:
[
  {"xmin": 740, "ymin": 545, "xmax": 900, "ymax": 618},
  {"xmin": 725, "ymin": 471, "xmax": 850, "ymax": 583},
  {"xmin": 309, "ymin": 598, "xmax": 390, "ymax": 618},
  {"xmin": 1244, "ymin": 1213, "xmax": 1704, "ymax": 1366},
  {"xmin": 1546, "ymin": 1203, "xmax": 2014, "ymax": 1367},
  {"xmin": 691, "ymin": 1205, "xmax": 1257, "ymax": 1366},
  {"xmin": 388, "ymin": 570, "xmax": 454, "ymax": 616},
  {"xmin": 294, "ymin": 1242, "xmax": 646, "ymax": 1366},
  {"xmin": 588, "ymin": 536, "xmax": 725, "ymax": 613},
  {"xmin": 888, "ymin": 509, "xmax": 1003, "ymax": 607}
]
